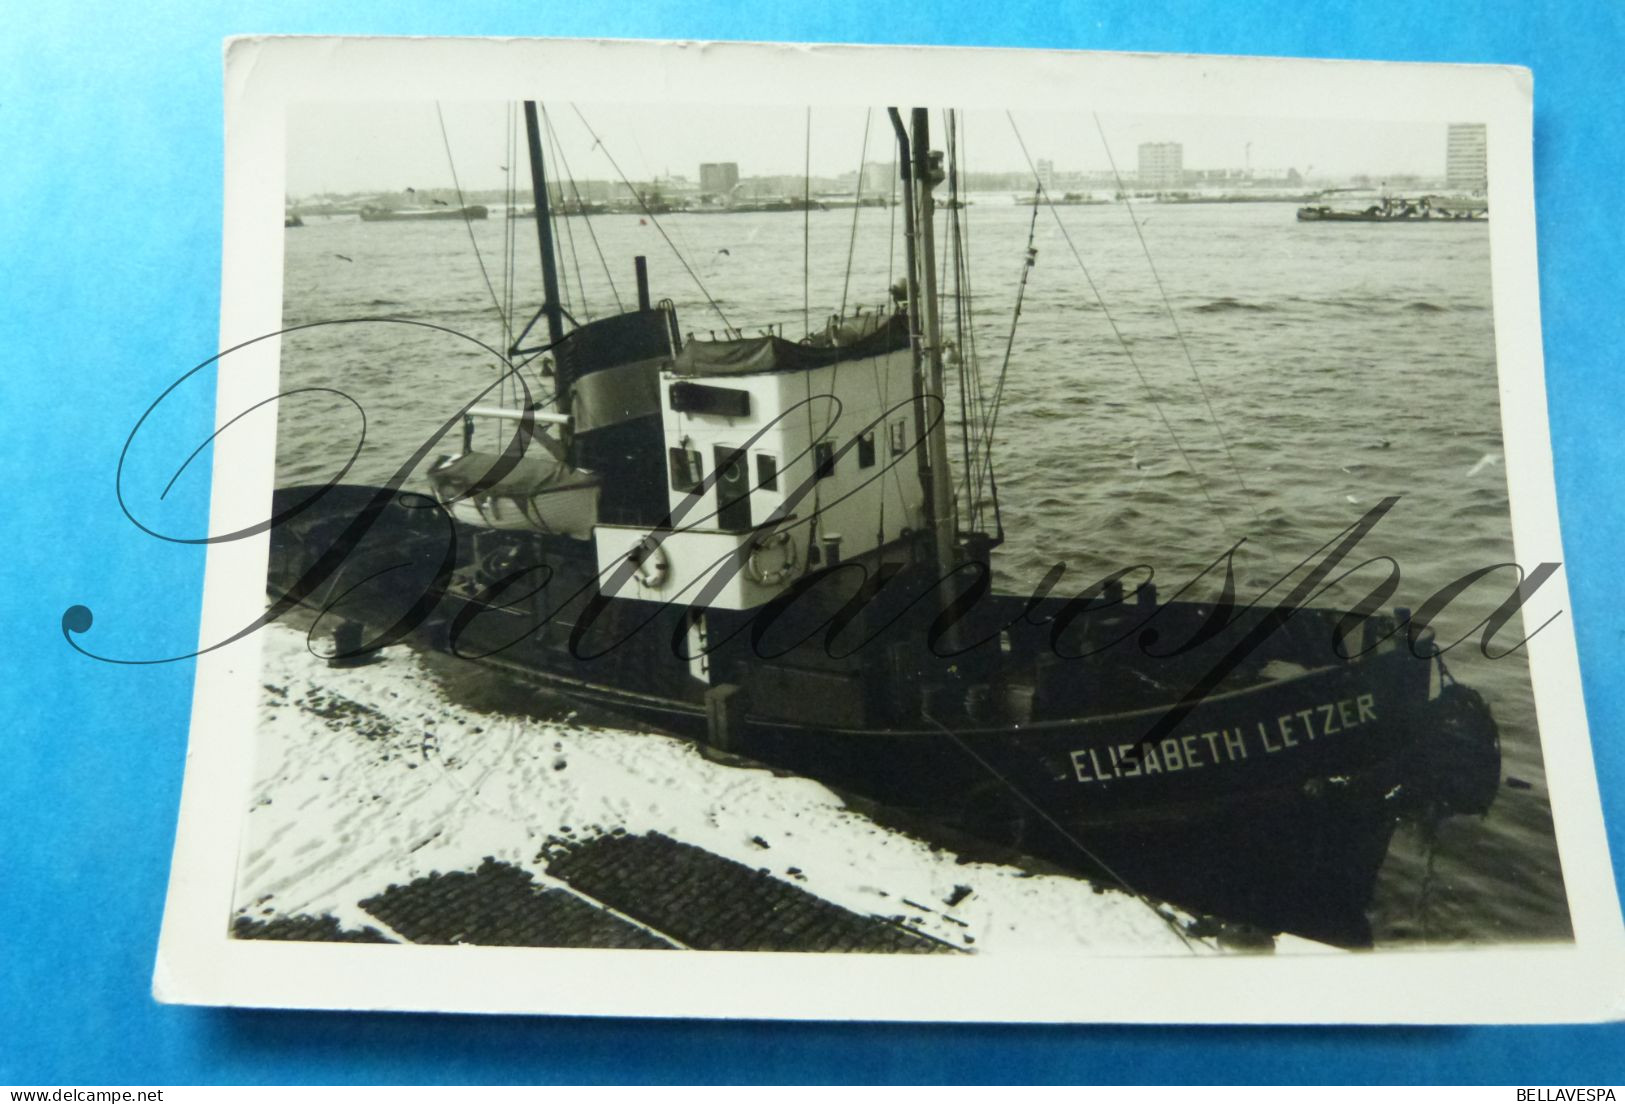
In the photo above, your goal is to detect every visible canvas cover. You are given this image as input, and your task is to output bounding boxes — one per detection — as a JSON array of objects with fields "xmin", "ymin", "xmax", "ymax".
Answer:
[{"xmin": 671, "ymin": 311, "xmax": 910, "ymax": 377}]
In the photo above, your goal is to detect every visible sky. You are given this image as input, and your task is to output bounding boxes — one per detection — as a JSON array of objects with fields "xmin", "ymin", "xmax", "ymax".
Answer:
[{"xmin": 286, "ymin": 100, "xmax": 1456, "ymax": 196}]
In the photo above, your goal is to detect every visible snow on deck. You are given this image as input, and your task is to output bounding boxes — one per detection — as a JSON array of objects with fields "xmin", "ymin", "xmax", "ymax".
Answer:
[{"xmin": 234, "ymin": 621, "xmax": 1217, "ymax": 954}]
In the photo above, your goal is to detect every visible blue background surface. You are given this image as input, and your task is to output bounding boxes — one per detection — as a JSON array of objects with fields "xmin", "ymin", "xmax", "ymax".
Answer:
[{"xmin": 3, "ymin": 0, "xmax": 1622, "ymax": 1085}]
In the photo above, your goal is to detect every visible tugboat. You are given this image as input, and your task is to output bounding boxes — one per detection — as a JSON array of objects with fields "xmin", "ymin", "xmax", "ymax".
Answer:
[{"xmin": 266, "ymin": 105, "xmax": 1503, "ymax": 946}]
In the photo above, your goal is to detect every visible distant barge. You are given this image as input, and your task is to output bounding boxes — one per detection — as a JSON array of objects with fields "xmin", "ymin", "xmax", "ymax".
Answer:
[
  {"xmin": 360, "ymin": 204, "xmax": 489, "ymax": 222},
  {"xmin": 1298, "ymin": 196, "xmax": 1487, "ymax": 223}
]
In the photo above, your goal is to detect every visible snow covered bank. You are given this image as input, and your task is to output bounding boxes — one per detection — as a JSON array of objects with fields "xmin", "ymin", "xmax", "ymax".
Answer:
[{"xmin": 235, "ymin": 621, "xmax": 1229, "ymax": 954}]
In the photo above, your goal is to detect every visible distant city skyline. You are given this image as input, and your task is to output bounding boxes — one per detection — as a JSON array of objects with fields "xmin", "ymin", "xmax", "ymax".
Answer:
[
  {"xmin": 1446, "ymin": 123, "xmax": 1489, "ymax": 192},
  {"xmin": 286, "ymin": 101, "xmax": 1471, "ymax": 197}
]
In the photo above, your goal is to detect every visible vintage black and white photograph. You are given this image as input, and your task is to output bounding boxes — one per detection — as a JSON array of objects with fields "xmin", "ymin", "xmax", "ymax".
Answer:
[{"xmin": 152, "ymin": 37, "xmax": 1619, "ymax": 1022}]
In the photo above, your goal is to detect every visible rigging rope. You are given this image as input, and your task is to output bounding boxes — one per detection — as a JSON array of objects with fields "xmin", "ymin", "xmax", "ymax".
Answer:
[
  {"xmin": 1004, "ymin": 112, "xmax": 1235, "ymax": 534},
  {"xmin": 542, "ymin": 106, "xmax": 623, "ymax": 313},
  {"xmin": 972, "ymin": 196, "xmax": 1039, "ymax": 523},
  {"xmin": 796, "ymin": 107, "xmax": 828, "ymax": 563},
  {"xmin": 505, "ymin": 104, "xmax": 518, "ymax": 352},
  {"xmin": 887, "ymin": 148, "xmax": 899, "ymax": 292},
  {"xmin": 500, "ymin": 103, "xmax": 518, "ymax": 435},
  {"xmin": 1091, "ymin": 113, "xmax": 1266, "ymax": 531},
  {"xmin": 948, "ymin": 109, "xmax": 997, "ymax": 535},
  {"xmin": 952, "ymin": 112, "xmax": 987, "ymax": 532},
  {"xmin": 434, "ymin": 102, "xmax": 509, "ymax": 337},
  {"xmin": 532, "ymin": 107, "xmax": 579, "ymax": 330},
  {"xmin": 869, "ymin": 138, "xmax": 908, "ymax": 548},
  {"xmin": 543, "ymin": 110, "xmax": 591, "ymax": 321},
  {"xmin": 626, "ymin": 126, "xmax": 712, "ymax": 296},
  {"xmin": 945, "ymin": 109, "xmax": 977, "ymax": 533},
  {"xmin": 803, "ymin": 107, "xmax": 812, "ymax": 339},
  {"xmin": 838, "ymin": 109, "xmax": 873, "ymax": 319},
  {"xmin": 954, "ymin": 109, "xmax": 993, "ymax": 532},
  {"xmin": 571, "ymin": 104, "xmax": 729, "ymax": 328},
  {"xmin": 819, "ymin": 107, "xmax": 882, "ymax": 442}
]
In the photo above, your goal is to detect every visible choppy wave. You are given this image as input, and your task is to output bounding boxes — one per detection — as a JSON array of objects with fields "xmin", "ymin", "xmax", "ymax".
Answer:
[{"xmin": 1193, "ymin": 297, "xmax": 1273, "ymax": 313}]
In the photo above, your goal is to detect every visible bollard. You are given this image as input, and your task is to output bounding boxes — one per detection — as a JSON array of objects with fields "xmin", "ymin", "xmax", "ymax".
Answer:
[
  {"xmin": 328, "ymin": 619, "xmax": 370, "ymax": 668},
  {"xmin": 705, "ymin": 683, "xmax": 748, "ymax": 754}
]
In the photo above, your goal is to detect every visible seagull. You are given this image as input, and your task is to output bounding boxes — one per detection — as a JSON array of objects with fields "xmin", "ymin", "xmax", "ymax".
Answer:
[
  {"xmin": 1466, "ymin": 453, "xmax": 1501, "ymax": 477},
  {"xmin": 716, "ymin": 248, "xmax": 731, "ymax": 256},
  {"xmin": 334, "ymin": 253, "xmax": 352, "ymax": 262},
  {"xmin": 432, "ymin": 198, "xmax": 448, "ymax": 206}
]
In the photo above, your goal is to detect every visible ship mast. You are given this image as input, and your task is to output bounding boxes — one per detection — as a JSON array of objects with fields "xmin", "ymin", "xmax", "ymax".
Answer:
[
  {"xmin": 521, "ymin": 101, "xmax": 566, "ymax": 346},
  {"xmin": 890, "ymin": 108, "xmax": 958, "ymax": 576}
]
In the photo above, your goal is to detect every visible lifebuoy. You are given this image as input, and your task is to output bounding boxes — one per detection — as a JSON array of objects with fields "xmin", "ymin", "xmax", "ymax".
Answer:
[
  {"xmin": 627, "ymin": 535, "xmax": 669, "ymax": 588},
  {"xmin": 746, "ymin": 530, "xmax": 798, "ymax": 587}
]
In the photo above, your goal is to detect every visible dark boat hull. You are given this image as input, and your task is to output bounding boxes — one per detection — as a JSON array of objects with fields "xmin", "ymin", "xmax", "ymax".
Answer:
[
  {"xmin": 460, "ymin": 629, "xmax": 1426, "ymax": 945},
  {"xmin": 265, "ymin": 484, "xmax": 1499, "ymax": 946}
]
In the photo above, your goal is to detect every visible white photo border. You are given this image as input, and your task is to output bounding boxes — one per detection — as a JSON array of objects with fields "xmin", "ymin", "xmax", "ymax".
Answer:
[{"xmin": 154, "ymin": 34, "xmax": 1625, "ymax": 1023}]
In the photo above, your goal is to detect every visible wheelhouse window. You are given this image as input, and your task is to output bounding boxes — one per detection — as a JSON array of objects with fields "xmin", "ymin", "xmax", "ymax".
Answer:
[
  {"xmin": 857, "ymin": 430, "xmax": 877, "ymax": 469},
  {"xmin": 814, "ymin": 440, "xmax": 836, "ymax": 480},
  {"xmin": 889, "ymin": 419, "xmax": 908, "ymax": 456},
  {"xmin": 756, "ymin": 453, "xmax": 778, "ymax": 491},
  {"xmin": 669, "ymin": 446, "xmax": 704, "ymax": 494}
]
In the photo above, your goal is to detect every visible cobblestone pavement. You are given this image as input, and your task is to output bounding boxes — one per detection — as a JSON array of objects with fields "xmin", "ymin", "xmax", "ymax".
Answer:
[
  {"xmin": 542, "ymin": 831, "xmax": 957, "ymax": 953},
  {"xmin": 359, "ymin": 858, "xmax": 672, "ymax": 949},
  {"xmin": 232, "ymin": 833, "xmax": 959, "ymax": 952},
  {"xmin": 231, "ymin": 913, "xmax": 392, "ymax": 943}
]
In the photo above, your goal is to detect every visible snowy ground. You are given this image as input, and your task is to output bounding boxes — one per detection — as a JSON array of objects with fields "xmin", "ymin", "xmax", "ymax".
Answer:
[{"xmin": 233, "ymin": 622, "xmax": 1326, "ymax": 955}]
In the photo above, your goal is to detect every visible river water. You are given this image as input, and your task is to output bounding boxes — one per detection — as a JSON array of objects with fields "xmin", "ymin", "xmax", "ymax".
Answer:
[{"xmin": 277, "ymin": 195, "xmax": 1571, "ymax": 945}]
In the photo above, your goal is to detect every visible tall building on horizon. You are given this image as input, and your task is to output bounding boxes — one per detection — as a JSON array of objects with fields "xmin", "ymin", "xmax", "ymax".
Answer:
[
  {"xmin": 1445, "ymin": 123, "xmax": 1487, "ymax": 193},
  {"xmin": 859, "ymin": 160, "xmax": 892, "ymax": 195},
  {"xmin": 1137, "ymin": 142, "xmax": 1184, "ymax": 188},
  {"xmin": 699, "ymin": 161, "xmax": 740, "ymax": 197}
]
